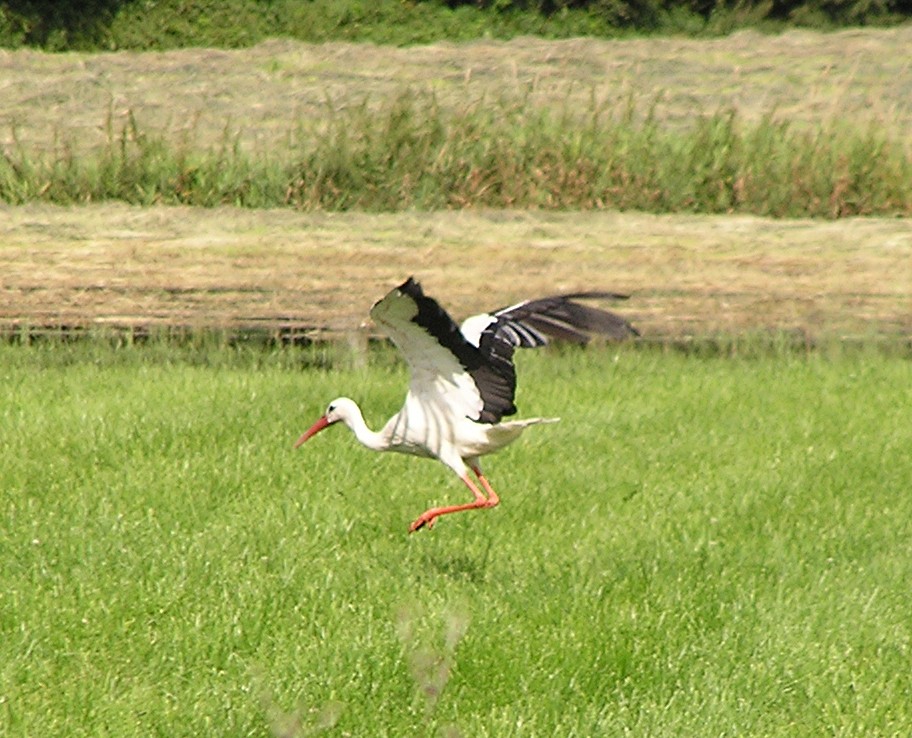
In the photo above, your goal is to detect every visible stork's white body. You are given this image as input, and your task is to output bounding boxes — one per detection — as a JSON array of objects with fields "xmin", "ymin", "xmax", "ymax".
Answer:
[
  {"xmin": 326, "ymin": 395, "xmax": 555, "ymax": 475},
  {"xmin": 295, "ymin": 277, "xmax": 636, "ymax": 532},
  {"xmin": 382, "ymin": 394, "xmax": 556, "ymax": 471}
]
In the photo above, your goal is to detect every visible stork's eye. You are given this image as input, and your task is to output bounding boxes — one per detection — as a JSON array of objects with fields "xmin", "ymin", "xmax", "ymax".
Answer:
[{"xmin": 327, "ymin": 404, "xmax": 336, "ymax": 414}]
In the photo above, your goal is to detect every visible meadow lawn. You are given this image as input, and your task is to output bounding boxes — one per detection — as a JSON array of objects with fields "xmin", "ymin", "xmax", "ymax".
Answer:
[{"xmin": 2, "ymin": 343, "xmax": 910, "ymax": 736}]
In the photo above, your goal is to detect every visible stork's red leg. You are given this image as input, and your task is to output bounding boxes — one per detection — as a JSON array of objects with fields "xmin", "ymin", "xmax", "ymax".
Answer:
[
  {"xmin": 471, "ymin": 465, "xmax": 500, "ymax": 507},
  {"xmin": 409, "ymin": 472, "xmax": 499, "ymax": 533}
]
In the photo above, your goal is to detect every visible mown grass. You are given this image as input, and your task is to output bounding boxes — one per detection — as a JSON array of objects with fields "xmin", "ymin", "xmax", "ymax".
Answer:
[
  {"xmin": 2, "ymin": 341, "xmax": 911, "ymax": 736},
  {"xmin": 3, "ymin": 93, "xmax": 911, "ymax": 217}
]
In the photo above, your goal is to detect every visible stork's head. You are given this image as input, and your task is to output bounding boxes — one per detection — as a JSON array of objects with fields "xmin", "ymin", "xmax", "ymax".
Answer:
[{"xmin": 294, "ymin": 397, "xmax": 358, "ymax": 448}]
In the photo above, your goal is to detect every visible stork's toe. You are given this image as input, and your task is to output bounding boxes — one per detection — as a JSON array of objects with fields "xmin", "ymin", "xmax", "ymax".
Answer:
[{"xmin": 409, "ymin": 514, "xmax": 435, "ymax": 533}]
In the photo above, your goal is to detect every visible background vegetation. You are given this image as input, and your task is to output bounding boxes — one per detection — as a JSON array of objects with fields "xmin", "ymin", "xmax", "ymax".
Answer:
[
  {"xmin": 2, "ymin": 0, "xmax": 911, "ymax": 50},
  {"xmin": 3, "ymin": 94, "xmax": 911, "ymax": 217}
]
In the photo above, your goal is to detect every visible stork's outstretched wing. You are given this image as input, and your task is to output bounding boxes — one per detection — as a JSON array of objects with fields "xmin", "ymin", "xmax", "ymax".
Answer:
[{"xmin": 461, "ymin": 292, "xmax": 639, "ymax": 348}]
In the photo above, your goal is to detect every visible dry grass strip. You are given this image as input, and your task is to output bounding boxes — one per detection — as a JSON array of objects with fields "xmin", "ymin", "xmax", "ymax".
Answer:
[{"xmin": 2, "ymin": 204, "xmax": 909, "ymax": 342}]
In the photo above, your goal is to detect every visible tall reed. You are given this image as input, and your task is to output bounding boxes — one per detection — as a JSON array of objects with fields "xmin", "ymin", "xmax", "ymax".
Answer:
[{"xmin": 2, "ymin": 92, "xmax": 909, "ymax": 217}]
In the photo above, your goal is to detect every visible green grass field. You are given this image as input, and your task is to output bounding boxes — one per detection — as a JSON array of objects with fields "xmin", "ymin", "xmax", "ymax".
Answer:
[{"xmin": 2, "ymin": 342, "xmax": 910, "ymax": 736}]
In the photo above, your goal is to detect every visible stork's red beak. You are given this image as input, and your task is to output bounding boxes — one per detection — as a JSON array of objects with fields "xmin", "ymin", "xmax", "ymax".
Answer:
[{"xmin": 294, "ymin": 415, "xmax": 331, "ymax": 448}]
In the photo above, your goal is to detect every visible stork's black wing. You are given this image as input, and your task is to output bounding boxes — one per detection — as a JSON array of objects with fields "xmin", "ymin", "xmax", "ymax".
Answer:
[{"xmin": 491, "ymin": 292, "xmax": 640, "ymax": 345}]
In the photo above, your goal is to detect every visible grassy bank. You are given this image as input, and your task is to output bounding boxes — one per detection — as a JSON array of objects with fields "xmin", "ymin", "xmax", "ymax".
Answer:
[
  {"xmin": 3, "ymin": 93, "xmax": 911, "ymax": 217},
  {"xmin": 2, "ymin": 343, "xmax": 911, "ymax": 736}
]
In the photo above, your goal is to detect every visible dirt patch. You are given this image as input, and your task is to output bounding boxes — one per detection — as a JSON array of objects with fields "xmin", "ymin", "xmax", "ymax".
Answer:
[{"xmin": 2, "ymin": 204, "xmax": 909, "ymax": 342}]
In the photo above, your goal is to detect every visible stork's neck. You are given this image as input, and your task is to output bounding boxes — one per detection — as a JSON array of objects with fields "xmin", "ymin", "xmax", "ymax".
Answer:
[{"xmin": 340, "ymin": 402, "xmax": 389, "ymax": 452}]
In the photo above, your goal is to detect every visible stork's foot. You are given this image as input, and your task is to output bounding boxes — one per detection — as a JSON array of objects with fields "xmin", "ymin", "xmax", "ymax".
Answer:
[
  {"xmin": 408, "ymin": 499, "xmax": 498, "ymax": 533},
  {"xmin": 409, "ymin": 513, "xmax": 436, "ymax": 533},
  {"xmin": 409, "ymin": 473, "xmax": 500, "ymax": 533}
]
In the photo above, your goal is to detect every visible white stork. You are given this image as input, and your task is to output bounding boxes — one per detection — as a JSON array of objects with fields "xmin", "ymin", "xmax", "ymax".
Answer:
[{"xmin": 295, "ymin": 277, "xmax": 637, "ymax": 532}]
